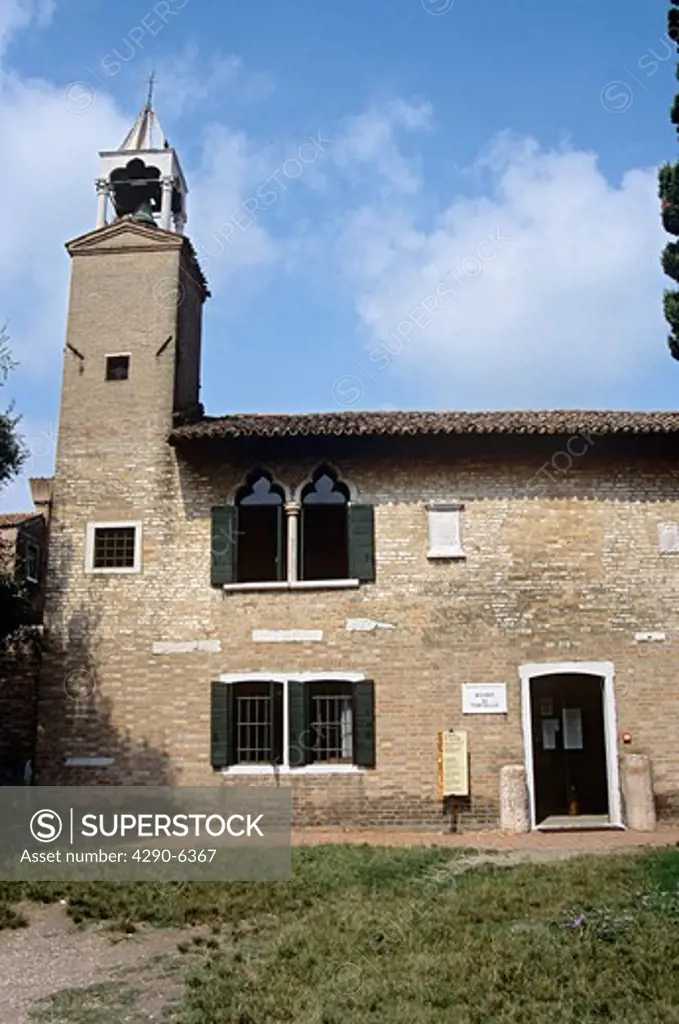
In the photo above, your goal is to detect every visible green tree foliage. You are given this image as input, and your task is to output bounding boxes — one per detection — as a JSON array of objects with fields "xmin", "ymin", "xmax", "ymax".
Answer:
[
  {"xmin": 0, "ymin": 323, "xmax": 28, "ymax": 642},
  {"xmin": 660, "ymin": 1, "xmax": 679, "ymax": 358}
]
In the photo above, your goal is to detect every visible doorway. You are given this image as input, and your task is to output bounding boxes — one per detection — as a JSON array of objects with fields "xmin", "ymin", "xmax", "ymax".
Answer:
[{"xmin": 519, "ymin": 662, "xmax": 622, "ymax": 830}]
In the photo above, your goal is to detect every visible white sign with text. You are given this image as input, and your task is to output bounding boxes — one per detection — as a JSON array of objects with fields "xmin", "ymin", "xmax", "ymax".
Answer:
[{"xmin": 462, "ymin": 683, "xmax": 508, "ymax": 714}]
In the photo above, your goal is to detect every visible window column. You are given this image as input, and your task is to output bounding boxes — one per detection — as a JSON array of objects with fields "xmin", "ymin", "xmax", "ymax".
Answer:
[
  {"xmin": 160, "ymin": 176, "xmax": 174, "ymax": 230},
  {"xmin": 95, "ymin": 178, "xmax": 109, "ymax": 228},
  {"xmin": 285, "ymin": 502, "xmax": 300, "ymax": 583}
]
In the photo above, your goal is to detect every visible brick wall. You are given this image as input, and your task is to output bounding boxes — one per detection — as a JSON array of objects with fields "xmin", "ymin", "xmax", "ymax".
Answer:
[{"xmin": 37, "ymin": 431, "xmax": 679, "ymax": 826}]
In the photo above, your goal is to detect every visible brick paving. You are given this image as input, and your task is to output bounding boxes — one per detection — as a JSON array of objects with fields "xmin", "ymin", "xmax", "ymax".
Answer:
[{"xmin": 292, "ymin": 824, "xmax": 679, "ymax": 857}]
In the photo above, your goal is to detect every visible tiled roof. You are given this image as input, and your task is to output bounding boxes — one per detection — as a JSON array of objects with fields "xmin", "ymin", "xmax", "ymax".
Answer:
[
  {"xmin": 0, "ymin": 512, "xmax": 41, "ymax": 528},
  {"xmin": 169, "ymin": 410, "xmax": 679, "ymax": 443}
]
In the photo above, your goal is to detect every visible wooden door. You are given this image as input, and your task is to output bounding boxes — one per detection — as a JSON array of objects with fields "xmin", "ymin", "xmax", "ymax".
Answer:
[{"xmin": 531, "ymin": 673, "xmax": 608, "ymax": 823}]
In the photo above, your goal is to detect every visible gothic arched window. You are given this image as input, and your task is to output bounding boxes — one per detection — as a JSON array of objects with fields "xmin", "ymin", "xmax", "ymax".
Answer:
[
  {"xmin": 299, "ymin": 467, "xmax": 350, "ymax": 580},
  {"xmin": 235, "ymin": 471, "xmax": 286, "ymax": 583},
  {"xmin": 210, "ymin": 468, "xmax": 376, "ymax": 588}
]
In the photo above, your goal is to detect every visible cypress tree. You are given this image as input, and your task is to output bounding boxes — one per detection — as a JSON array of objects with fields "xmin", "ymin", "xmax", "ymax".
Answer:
[{"xmin": 660, "ymin": 0, "xmax": 679, "ymax": 358}]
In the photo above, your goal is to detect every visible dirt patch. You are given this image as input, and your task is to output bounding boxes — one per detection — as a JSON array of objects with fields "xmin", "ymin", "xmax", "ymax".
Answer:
[
  {"xmin": 292, "ymin": 825, "xmax": 679, "ymax": 855},
  {"xmin": 0, "ymin": 903, "xmax": 206, "ymax": 1023}
]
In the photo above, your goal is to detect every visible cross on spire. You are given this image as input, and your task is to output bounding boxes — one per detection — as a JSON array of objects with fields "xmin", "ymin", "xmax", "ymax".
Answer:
[
  {"xmin": 117, "ymin": 75, "xmax": 167, "ymax": 151},
  {"xmin": 146, "ymin": 70, "xmax": 156, "ymax": 110}
]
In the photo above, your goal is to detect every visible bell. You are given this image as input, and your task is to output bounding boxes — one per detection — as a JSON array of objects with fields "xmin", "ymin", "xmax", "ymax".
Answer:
[{"xmin": 132, "ymin": 199, "xmax": 156, "ymax": 225}]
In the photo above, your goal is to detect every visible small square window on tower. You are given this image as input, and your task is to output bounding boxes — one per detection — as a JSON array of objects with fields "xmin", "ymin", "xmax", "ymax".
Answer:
[
  {"xmin": 85, "ymin": 522, "xmax": 142, "ymax": 574},
  {"xmin": 105, "ymin": 354, "xmax": 130, "ymax": 381}
]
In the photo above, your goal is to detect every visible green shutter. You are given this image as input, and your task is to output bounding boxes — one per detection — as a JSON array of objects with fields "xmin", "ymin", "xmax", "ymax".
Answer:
[
  {"xmin": 288, "ymin": 680, "xmax": 311, "ymax": 767},
  {"xmin": 211, "ymin": 505, "xmax": 236, "ymax": 585},
  {"xmin": 353, "ymin": 679, "xmax": 375, "ymax": 768},
  {"xmin": 348, "ymin": 504, "xmax": 375, "ymax": 582},
  {"xmin": 269, "ymin": 681, "xmax": 284, "ymax": 764},
  {"xmin": 210, "ymin": 681, "xmax": 233, "ymax": 768}
]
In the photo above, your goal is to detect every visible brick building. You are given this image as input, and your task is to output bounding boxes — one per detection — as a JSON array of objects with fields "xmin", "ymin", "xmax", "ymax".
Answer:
[
  {"xmin": 35, "ymin": 101, "xmax": 679, "ymax": 829},
  {"xmin": 0, "ymin": 478, "xmax": 52, "ymax": 621}
]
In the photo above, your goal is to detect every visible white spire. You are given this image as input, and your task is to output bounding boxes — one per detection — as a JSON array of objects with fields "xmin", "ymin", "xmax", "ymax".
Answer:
[{"xmin": 118, "ymin": 72, "xmax": 167, "ymax": 151}]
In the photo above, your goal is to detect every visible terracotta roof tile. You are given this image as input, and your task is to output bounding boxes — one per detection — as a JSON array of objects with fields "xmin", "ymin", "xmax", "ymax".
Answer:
[
  {"xmin": 0, "ymin": 512, "xmax": 41, "ymax": 528},
  {"xmin": 169, "ymin": 410, "xmax": 679, "ymax": 443}
]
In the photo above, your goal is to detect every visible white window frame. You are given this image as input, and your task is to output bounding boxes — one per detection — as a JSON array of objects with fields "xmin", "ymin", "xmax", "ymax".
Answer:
[
  {"xmin": 65, "ymin": 757, "xmax": 115, "ymax": 768},
  {"xmin": 24, "ymin": 539, "xmax": 41, "ymax": 583},
  {"xmin": 426, "ymin": 502, "xmax": 465, "ymax": 559},
  {"xmin": 519, "ymin": 661, "xmax": 622, "ymax": 830},
  {"xmin": 85, "ymin": 520, "xmax": 142, "ymax": 575},
  {"xmin": 217, "ymin": 672, "xmax": 366, "ymax": 775}
]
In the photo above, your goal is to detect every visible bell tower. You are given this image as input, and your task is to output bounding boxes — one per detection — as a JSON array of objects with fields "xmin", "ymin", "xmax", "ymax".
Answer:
[
  {"xmin": 36, "ymin": 90, "xmax": 209, "ymax": 788},
  {"xmin": 53, "ymin": 90, "xmax": 208, "ymax": 486},
  {"xmin": 95, "ymin": 76, "xmax": 188, "ymax": 234}
]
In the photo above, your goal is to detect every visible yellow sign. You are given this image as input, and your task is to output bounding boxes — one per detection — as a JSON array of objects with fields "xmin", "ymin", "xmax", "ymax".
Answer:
[{"xmin": 438, "ymin": 729, "xmax": 469, "ymax": 796}]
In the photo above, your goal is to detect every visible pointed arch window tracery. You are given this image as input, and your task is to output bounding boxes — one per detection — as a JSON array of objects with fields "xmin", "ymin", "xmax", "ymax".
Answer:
[
  {"xmin": 299, "ymin": 467, "xmax": 350, "ymax": 581},
  {"xmin": 235, "ymin": 470, "xmax": 286, "ymax": 583},
  {"xmin": 211, "ymin": 465, "xmax": 375, "ymax": 587}
]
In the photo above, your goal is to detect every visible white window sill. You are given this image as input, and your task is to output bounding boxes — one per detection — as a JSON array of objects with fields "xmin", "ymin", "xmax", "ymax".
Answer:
[
  {"xmin": 427, "ymin": 549, "xmax": 466, "ymax": 560},
  {"xmin": 223, "ymin": 579, "xmax": 360, "ymax": 593},
  {"xmin": 65, "ymin": 757, "xmax": 115, "ymax": 768},
  {"xmin": 85, "ymin": 567, "xmax": 141, "ymax": 575},
  {"xmin": 219, "ymin": 672, "xmax": 366, "ymax": 683},
  {"xmin": 220, "ymin": 764, "xmax": 365, "ymax": 776}
]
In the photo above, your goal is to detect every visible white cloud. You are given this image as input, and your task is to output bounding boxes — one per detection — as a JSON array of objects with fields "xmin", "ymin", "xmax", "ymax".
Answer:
[
  {"xmin": 331, "ymin": 99, "xmax": 432, "ymax": 195},
  {"xmin": 0, "ymin": 28, "xmax": 281, "ymax": 373},
  {"xmin": 152, "ymin": 47, "xmax": 274, "ymax": 121},
  {"xmin": 0, "ymin": 71, "xmax": 130, "ymax": 370},
  {"xmin": 185, "ymin": 98, "xmax": 434, "ymax": 299},
  {"xmin": 337, "ymin": 133, "xmax": 666, "ymax": 407},
  {"xmin": 188, "ymin": 124, "xmax": 281, "ymax": 291},
  {"xmin": 0, "ymin": 0, "xmax": 54, "ymax": 55}
]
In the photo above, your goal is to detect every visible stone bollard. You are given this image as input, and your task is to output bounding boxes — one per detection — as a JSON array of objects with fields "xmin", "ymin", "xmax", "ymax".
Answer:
[
  {"xmin": 500, "ymin": 764, "xmax": 530, "ymax": 833},
  {"xmin": 621, "ymin": 754, "xmax": 656, "ymax": 832}
]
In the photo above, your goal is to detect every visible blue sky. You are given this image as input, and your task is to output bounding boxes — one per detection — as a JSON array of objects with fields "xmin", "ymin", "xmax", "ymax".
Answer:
[{"xmin": 0, "ymin": 0, "xmax": 677, "ymax": 509}]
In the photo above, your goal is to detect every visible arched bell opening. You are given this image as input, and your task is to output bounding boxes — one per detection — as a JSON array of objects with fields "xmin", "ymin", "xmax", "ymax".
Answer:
[{"xmin": 110, "ymin": 158, "xmax": 161, "ymax": 218}]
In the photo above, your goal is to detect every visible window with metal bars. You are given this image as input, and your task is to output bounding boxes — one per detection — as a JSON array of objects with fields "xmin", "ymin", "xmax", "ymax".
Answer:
[
  {"xmin": 211, "ymin": 677, "xmax": 375, "ymax": 770},
  {"xmin": 309, "ymin": 682, "xmax": 354, "ymax": 762},
  {"xmin": 233, "ymin": 682, "xmax": 283, "ymax": 764},
  {"xmin": 93, "ymin": 527, "xmax": 136, "ymax": 569}
]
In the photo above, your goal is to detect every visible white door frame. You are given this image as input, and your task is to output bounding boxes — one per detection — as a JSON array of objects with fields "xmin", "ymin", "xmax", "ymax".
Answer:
[{"xmin": 518, "ymin": 661, "xmax": 623, "ymax": 830}]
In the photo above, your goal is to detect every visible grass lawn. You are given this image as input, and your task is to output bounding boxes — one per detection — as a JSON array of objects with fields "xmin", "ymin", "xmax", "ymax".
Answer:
[{"xmin": 3, "ymin": 844, "xmax": 679, "ymax": 1023}]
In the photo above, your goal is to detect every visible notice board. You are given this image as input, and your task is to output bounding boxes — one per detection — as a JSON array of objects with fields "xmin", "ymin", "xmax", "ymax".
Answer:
[{"xmin": 439, "ymin": 730, "xmax": 469, "ymax": 796}]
